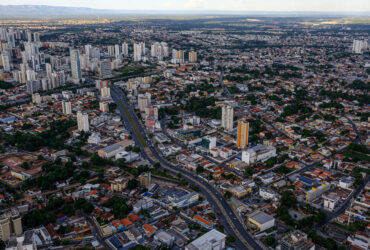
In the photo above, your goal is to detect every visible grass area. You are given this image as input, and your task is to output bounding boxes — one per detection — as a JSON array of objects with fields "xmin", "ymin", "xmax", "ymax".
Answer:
[
  {"xmin": 116, "ymin": 99, "xmax": 147, "ymax": 147},
  {"xmin": 332, "ymin": 222, "xmax": 367, "ymax": 233}
]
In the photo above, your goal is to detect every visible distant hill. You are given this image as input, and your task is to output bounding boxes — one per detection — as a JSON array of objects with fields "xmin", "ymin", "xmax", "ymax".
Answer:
[
  {"xmin": 0, "ymin": 5, "xmax": 369, "ymax": 19},
  {"xmin": 0, "ymin": 5, "xmax": 117, "ymax": 18}
]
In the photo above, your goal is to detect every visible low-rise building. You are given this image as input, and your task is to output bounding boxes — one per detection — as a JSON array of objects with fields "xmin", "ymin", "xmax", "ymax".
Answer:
[
  {"xmin": 247, "ymin": 210, "xmax": 275, "ymax": 232},
  {"xmin": 185, "ymin": 229, "xmax": 226, "ymax": 250}
]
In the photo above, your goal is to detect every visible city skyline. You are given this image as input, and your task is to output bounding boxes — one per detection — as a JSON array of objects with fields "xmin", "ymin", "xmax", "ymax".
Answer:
[{"xmin": 0, "ymin": 0, "xmax": 370, "ymax": 12}]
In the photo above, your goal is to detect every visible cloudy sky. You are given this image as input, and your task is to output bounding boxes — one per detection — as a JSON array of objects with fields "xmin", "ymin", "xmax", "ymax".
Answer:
[{"xmin": 1, "ymin": 0, "xmax": 369, "ymax": 12}]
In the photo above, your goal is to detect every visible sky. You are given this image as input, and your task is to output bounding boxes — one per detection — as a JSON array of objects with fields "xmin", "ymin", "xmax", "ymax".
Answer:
[{"xmin": 1, "ymin": 0, "xmax": 370, "ymax": 12}]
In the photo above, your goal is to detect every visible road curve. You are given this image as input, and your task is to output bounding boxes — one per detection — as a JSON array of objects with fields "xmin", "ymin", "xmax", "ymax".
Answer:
[{"xmin": 111, "ymin": 85, "xmax": 262, "ymax": 250}]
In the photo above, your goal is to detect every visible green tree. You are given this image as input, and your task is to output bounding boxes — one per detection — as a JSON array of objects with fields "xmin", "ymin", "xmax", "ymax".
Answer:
[{"xmin": 264, "ymin": 235, "xmax": 275, "ymax": 246}]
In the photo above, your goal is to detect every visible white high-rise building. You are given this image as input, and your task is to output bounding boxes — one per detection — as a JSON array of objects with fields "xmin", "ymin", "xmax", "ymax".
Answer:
[
  {"xmin": 1, "ymin": 54, "xmax": 11, "ymax": 72},
  {"xmin": 33, "ymin": 32, "xmax": 40, "ymax": 42},
  {"xmin": 26, "ymin": 69, "xmax": 36, "ymax": 81},
  {"xmin": 70, "ymin": 49, "xmax": 81, "ymax": 81},
  {"xmin": 26, "ymin": 30, "xmax": 32, "ymax": 43},
  {"xmin": 352, "ymin": 39, "xmax": 368, "ymax": 54},
  {"xmin": 100, "ymin": 101, "xmax": 109, "ymax": 113},
  {"xmin": 46, "ymin": 63, "xmax": 52, "ymax": 78},
  {"xmin": 114, "ymin": 44, "xmax": 121, "ymax": 58},
  {"xmin": 85, "ymin": 44, "xmax": 92, "ymax": 57},
  {"xmin": 100, "ymin": 86, "xmax": 111, "ymax": 98},
  {"xmin": 122, "ymin": 42, "xmax": 129, "ymax": 57},
  {"xmin": 20, "ymin": 63, "xmax": 27, "ymax": 83},
  {"xmin": 26, "ymin": 80, "xmax": 40, "ymax": 94},
  {"xmin": 208, "ymin": 137, "xmax": 217, "ymax": 150},
  {"xmin": 134, "ymin": 43, "xmax": 142, "ymax": 61},
  {"xmin": 151, "ymin": 42, "xmax": 169, "ymax": 61},
  {"xmin": 221, "ymin": 105, "xmax": 234, "ymax": 131},
  {"xmin": 77, "ymin": 111, "xmax": 89, "ymax": 132},
  {"xmin": 62, "ymin": 100, "xmax": 72, "ymax": 115},
  {"xmin": 134, "ymin": 42, "xmax": 145, "ymax": 61}
]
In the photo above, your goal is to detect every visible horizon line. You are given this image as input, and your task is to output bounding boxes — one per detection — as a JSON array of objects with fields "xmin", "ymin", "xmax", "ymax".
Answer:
[{"xmin": 0, "ymin": 4, "xmax": 370, "ymax": 14}]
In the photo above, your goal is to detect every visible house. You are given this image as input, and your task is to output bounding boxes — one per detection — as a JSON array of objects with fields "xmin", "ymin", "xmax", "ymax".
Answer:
[
  {"xmin": 143, "ymin": 224, "xmax": 157, "ymax": 237},
  {"xmin": 193, "ymin": 215, "xmax": 214, "ymax": 230}
]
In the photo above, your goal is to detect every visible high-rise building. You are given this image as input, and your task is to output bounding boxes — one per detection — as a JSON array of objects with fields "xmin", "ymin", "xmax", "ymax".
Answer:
[
  {"xmin": 99, "ymin": 60, "xmax": 112, "ymax": 78},
  {"xmin": 114, "ymin": 44, "xmax": 121, "ymax": 58},
  {"xmin": 20, "ymin": 63, "xmax": 27, "ymax": 83},
  {"xmin": 1, "ymin": 54, "xmax": 11, "ymax": 72},
  {"xmin": 122, "ymin": 42, "xmax": 129, "ymax": 57},
  {"xmin": 26, "ymin": 80, "xmax": 40, "ymax": 94},
  {"xmin": 138, "ymin": 172, "xmax": 151, "ymax": 188},
  {"xmin": 77, "ymin": 111, "xmax": 89, "ymax": 132},
  {"xmin": 45, "ymin": 63, "xmax": 52, "ymax": 78},
  {"xmin": 0, "ymin": 209, "xmax": 22, "ymax": 242},
  {"xmin": 100, "ymin": 86, "xmax": 111, "ymax": 98},
  {"xmin": 221, "ymin": 105, "xmax": 234, "ymax": 131},
  {"xmin": 352, "ymin": 39, "xmax": 368, "ymax": 54},
  {"xmin": 62, "ymin": 100, "xmax": 72, "ymax": 115},
  {"xmin": 107, "ymin": 45, "xmax": 115, "ymax": 57},
  {"xmin": 26, "ymin": 30, "xmax": 32, "ymax": 43},
  {"xmin": 33, "ymin": 32, "xmax": 40, "ymax": 42},
  {"xmin": 237, "ymin": 120, "xmax": 249, "ymax": 149},
  {"xmin": 70, "ymin": 49, "xmax": 81, "ymax": 81},
  {"xmin": 134, "ymin": 43, "xmax": 144, "ymax": 61},
  {"xmin": 189, "ymin": 50, "xmax": 197, "ymax": 63},
  {"xmin": 26, "ymin": 69, "xmax": 36, "ymax": 81},
  {"xmin": 100, "ymin": 101, "xmax": 109, "ymax": 113},
  {"xmin": 138, "ymin": 93, "xmax": 151, "ymax": 112},
  {"xmin": 151, "ymin": 42, "xmax": 169, "ymax": 61}
]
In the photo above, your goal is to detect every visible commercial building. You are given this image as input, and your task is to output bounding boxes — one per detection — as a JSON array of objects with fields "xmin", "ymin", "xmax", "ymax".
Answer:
[
  {"xmin": 170, "ymin": 192, "xmax": 199, "ymax": 208},
  {"xmin": 115, "ymin": 151, "xmax": 139, "ymax": 163},
  {"xmin": 133, "ymin": 197, "xmax": 154, "ymax": 213},
  {"xmin": 259, "ymin": 187, "xmax": 278, "ymax": 200},
  {"xmin": 154, "ymin": 230, "xmax": 175, "ymax": 248},
  {"xmin": 185, "ymin": 229, "xmax": 226, "ymax": 250},
  {"xmin": 242, "ymin": 144, "xmax": 276, "ymax": 165},
  {"xmin": 221, "ymin": 105, "xmax": 233, "ymax": 131},
  {"xmin": 247, "ymin": 210, "xmax": 275, "ymax": 231},
  {"xmin": 98, "ymin": 143, "xmax": 126, "ymax": 159},
  {"xmin": 77, "ymin": 111, "xmax": 89, "ymax": 132},
  {"xmin": 306, "ymin": 182, "xmax": 330, "ymax": 202},
  {"xmin": 237, "ymin": 120, "xmax": 249, "ymax": 148},
  {"xmin": 281, "ymin": 230, "xmax": 315, "ymax": 250},
  {"xmin": 323, "ymin": 193, "xmax": 340, "ymax": 211}
]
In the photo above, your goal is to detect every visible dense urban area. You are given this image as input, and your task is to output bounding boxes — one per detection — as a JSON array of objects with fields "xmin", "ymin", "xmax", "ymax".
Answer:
[{"xmin": 0, "ymin": 14, "xmax": 369, "ymax": 250}]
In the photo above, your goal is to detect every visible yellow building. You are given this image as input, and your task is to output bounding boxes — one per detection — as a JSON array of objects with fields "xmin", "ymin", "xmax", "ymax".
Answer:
[
  {"xmin": 237, "ymin": 120, "xmax": 249, "ymax": 149},
  {"xmin": 110, "ymin": 177, "xmax": 128, "ymax": 192},
  {"xmin": 229, "ymin": 186, "xmax": 251, "ymax": 198}
]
